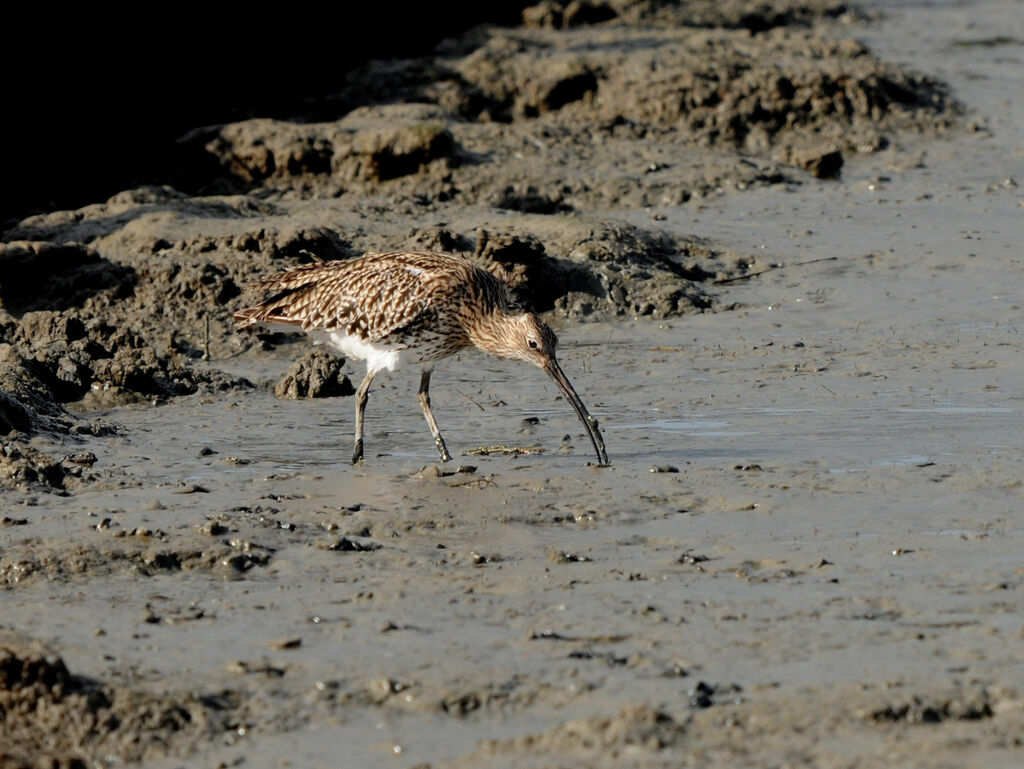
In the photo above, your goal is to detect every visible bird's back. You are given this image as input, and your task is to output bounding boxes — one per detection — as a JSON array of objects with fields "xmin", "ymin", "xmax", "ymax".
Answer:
[{"xmin": 235, "ymin": 251, "xmax": 512, "ymax": 363}]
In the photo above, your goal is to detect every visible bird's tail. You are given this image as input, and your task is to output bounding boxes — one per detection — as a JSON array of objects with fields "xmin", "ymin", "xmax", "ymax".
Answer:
[
  {"xmin": 233, "ymin": 306, "xmax": 268, "ymax": 332},
  {"xmin": 234, "ymin": 259, "xmax": 334, "ymax": 333}
]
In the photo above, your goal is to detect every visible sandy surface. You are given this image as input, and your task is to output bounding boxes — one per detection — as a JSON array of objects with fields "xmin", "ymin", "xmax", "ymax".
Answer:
[{"xmin": 2, "ymin": 1, "xmax": 1022, "ymax": 767}]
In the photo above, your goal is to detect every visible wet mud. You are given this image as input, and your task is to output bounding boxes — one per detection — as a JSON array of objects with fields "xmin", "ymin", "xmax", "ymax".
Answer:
[{"xmin": 2, "ymin": 1, "xmax": 1023, "ymax": 767}]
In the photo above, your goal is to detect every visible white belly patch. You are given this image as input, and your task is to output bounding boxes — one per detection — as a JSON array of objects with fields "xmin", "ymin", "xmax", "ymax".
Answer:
[{"xmin": 323, "ymin": 331, "xmax": 402, "ymax": 372}]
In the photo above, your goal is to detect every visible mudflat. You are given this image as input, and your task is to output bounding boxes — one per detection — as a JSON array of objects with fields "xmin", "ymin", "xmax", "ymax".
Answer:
[{"xmin": 2, "ymin": 1, "xmax": 1021, "ymax": 767}]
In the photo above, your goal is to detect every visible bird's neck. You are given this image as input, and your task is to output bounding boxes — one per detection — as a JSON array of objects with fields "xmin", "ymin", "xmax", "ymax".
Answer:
[{"xmin": 465, "ymin": 309, "xmax": 519, "ymax": 359}]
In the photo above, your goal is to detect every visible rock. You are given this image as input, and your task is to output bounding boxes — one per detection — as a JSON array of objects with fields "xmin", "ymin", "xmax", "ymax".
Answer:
[
  {"xmin": 61, "ymin": 451, "xmax": 97, "ymax": 467},
  {"xmin": 794, "ymin": 148, "xmax": 845, "ymax": 179},
  {"xmin": 275, "ymin": 350, "xmax": 354, "ymax": 399},
  {"xmin": 196, "ymin": 521, "xmax": 228, "ymax": 536},
  {"xmin": 322, "ymin": 536, "xmax": 381, "ymax": 552}
]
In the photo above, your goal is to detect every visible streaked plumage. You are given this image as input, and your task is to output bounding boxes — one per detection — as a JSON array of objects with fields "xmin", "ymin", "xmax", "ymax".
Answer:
[{"xmin": 234, "ymin": 251, "xmax": 609, "ymax": 466}]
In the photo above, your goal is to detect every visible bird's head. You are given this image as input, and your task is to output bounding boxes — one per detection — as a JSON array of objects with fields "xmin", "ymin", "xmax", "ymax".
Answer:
[
  {"xmin": 500, "ymin": 313, "xmax": 560, "ymax": 368},
  {"xmin": 478, "ymin": 312, "xmax": 609, "ymax": 466}
]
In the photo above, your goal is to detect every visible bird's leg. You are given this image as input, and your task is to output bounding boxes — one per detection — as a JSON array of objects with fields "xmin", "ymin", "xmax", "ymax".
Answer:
[
  {"xmin": 418, "ymin": 367, "xmax": 452, "ymax": 462},
  {"xmin": 352, "ymin": 368, "xmax": 376, "ymax": 464}
]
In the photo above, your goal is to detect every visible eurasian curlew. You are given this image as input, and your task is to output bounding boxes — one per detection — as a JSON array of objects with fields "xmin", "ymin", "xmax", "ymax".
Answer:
[{"xmin": 234, "ymin": 251, "xmax": 609, "ymax": 466}]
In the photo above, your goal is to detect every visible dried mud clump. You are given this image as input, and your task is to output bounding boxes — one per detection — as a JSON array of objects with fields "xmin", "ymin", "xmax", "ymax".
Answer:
[
  {"xmin": 0, "ymin": 391, "xmax": 31, "ymax": 436},
  {"xmin": 471, "ymin": 219, "xmax": 740, "ymax": 318},
  {"xmin": 477, "ymin": 705, "xmax": 689, "ymax": 758},
  {"xmin": 0, "ymin": 441, "xmax": 66, "ymax": 490},
  {"xmin": 275, "ymin": 350, "xmax": 355, "ymax": 399},
  {"xmin": 0, "ymin": 234, "xmax": 253, "ymax": 485},
  {"xmin": 202, "ymin": 105, "xmax": 460, "ymax": 190},
  {"xmin": 453, "ymin": 44, "xmax": 600, "ymax": 122},
  {"xmin": 471, "ymin": 230, "xmax": 576, "ymax": 312},
  {"xmin": 0, "ymin": 309, "xmax": 243, "ymax": 489},
  {"xmin": 9, "ymin": 312, "xmax": 219, "ymax": 409},
  {"xmin": 0, "ymin": 633, "xmax": 243, "ymax": 766},
  {"xmin": 97, "ymin": 0, "xmax": 957, "ymax": 217},
  {"xmin": 0, "ymin": 241, "xmax": 135, "ymax": 316},
  {"xmin": 661, "ymin": 0, "xmax": 856, "ymax": 29},
  {"xmin": 524, "ymin": 0, "xmax": 856, "ymax": 31},
  {"xmin": 0, "ymin": 256, "xmax": 255, "ymax": 492},
  {"xmin": 396, "ymin": 219, "xmax": 742, "ymax": 319},
  {"xmin": 0, "ymin": 238, "xmax": 252, "ymax": 399},
  {"xmin": 269, "ymin": 0, "xmax": 957, "ymax": 209},
  {"xmin": 523, "ymin": 0, "xmax": 620, "ymax": 29},
  {"xmin": 0, "ymin": 342, "xmax": 78, "ymax": 437},
  {"xmin": 0, "ymin": 339, "xmax": 111, "ymax": 491},
  {"xmin": 5, "ymin": 202, "xmax": 354, "ymax": 363},
  {"xmin": 792, "ymin": 146, "xmax": 845, "ymax": 178},
  {"xmin": 0, "ymin": 300, "xmax": 247, "ymax": 491},
  {"xmin": 0, "ymin": 538, "xmax": 272, "ymax": 587},
  {"xmin": 870, "ymin": 690, "xmax": 997, "ymax": 724},
  {"xmin": 458, "ymin": 24, "xmax": 955, "ymax": 156}
]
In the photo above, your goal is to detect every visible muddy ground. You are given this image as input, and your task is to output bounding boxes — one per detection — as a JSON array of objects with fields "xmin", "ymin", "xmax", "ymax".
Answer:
[{"xmin": 1, "ymin": 0, "xmax": 1022, "ymax": 767}]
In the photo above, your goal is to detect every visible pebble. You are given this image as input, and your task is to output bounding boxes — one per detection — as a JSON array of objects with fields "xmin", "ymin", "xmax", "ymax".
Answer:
[{"xmin": 197, "ymin": 521, "xmax": 228, "ymax": 536}]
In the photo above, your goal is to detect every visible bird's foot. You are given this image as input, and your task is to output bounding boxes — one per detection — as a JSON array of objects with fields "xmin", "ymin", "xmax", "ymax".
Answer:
[
  {"xmin": 435, "ymin": 438, "xmax": 452, "ymax": 463},
  {"xmin": 352, "ymin": 439, "xmax": 364, "ymax": 465}
]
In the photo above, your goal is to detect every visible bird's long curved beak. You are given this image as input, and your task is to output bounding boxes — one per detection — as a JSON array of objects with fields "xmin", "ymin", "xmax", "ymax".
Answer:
[{"xmin": 544, "ymin": 358, "xmax": 609, "ymax": 467}]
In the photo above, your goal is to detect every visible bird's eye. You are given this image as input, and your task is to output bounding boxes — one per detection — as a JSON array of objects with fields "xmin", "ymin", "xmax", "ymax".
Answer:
[{"xmin": 528, "ymin": 339, "xmax": 539, "ymax": 349}]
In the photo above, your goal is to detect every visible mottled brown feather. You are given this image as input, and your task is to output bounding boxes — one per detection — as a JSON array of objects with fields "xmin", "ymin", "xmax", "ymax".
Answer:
[{"xmin": 235, "ymin": 252, "xmax": 512, "ymax": 356}]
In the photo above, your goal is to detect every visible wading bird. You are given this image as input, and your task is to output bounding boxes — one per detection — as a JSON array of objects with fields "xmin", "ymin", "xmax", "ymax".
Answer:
[{"xmin": 234, "ymin": 251, "xmax": 609, "ymax": 466}]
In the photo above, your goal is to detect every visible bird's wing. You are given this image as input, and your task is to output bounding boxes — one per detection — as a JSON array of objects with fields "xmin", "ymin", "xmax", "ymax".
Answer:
[{"xmin": 234, "ymin": 253, "xmax": 475, "ymax": 343}]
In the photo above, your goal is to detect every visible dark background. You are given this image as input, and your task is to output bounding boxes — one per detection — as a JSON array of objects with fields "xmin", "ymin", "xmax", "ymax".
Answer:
[{"xmin": 2, "ymin": 3, "xmax": 530, "ymax": 226}]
